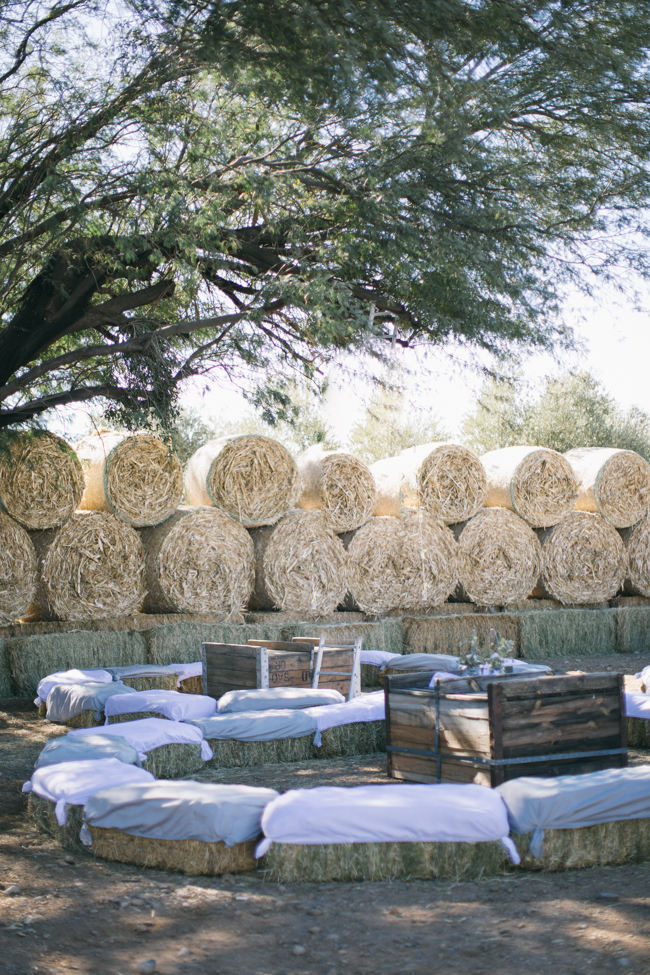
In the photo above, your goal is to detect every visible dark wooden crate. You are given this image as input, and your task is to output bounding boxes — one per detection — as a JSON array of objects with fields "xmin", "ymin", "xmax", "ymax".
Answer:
[
  {"xmin": 202, "ymin": 641, "xmax": 355, "ymax": 699},
  {"xmin": 385, "ymin": 671, "xmax": 627, "ymax": 787}
]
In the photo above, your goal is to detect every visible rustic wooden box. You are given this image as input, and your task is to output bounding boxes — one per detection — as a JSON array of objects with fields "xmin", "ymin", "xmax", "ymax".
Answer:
[
  {"xmin": 202, "ymin": 640, "xmax": 356, "ymax": 700},
  {"xmin": 385, "ymin": 672, "xmax": 627, "ymax": 787}
]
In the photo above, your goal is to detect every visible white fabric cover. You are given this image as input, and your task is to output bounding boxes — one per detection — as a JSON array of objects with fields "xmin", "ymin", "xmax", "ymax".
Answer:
[
  {"xmin": 497, "ymin": 766, "xmax": 650, "ymax": 858},
  {"xmin": 105, "ymin": 664, "xmax": 177, "ymax": 679},
  {"xmin": 625, "ymin": 690, "xmax": 650, "ymax": 719},
  {"xmin": 23, "ymin": 758, "xmax": 155, "ymax": 825},
  {"xmin": 104, "ymin": 689, "xmax": 216, "ymax": 722},
  {"xmin": 191, "ymin": 709, "xmax": 318, "ymax": 742},
  {"xmin": 635, "ymin": 665, "xmax": 650, "ymax": 691},
  {"xmin": 304, "ymin": 690, "xmax": 385, "ymax": 746},
  {"xmin": 428, "ymin": 660, "xmax": 552, "ymax": 688},
  {"xmin": 68, "ymin": 717, "xmax": 213, "ymax": 762},
  {"xmin": 257, "ymin": 783, "xmax": 519, "ymax": 862},
  {"xmin": 46, "ymin": 681, "xmax": 138, "ymax": 723},
  {"xmin": 82, "ymin": 781, "xmax": 278, "ymax": 847},
  {"xmin": 217, "ymin": 687, "xmax": 345, "ymax": 714},
  {"xmin": 360, "ymin": 650, "xmax": 402, "ymax": 668},
  {"xmin": 35, "ymin": 733, "xmax": 140, "ymax": 769},
  {"xmin": 35, "ymin": 669, "xmax": 113, "ymax": 706},
  {"xmin": 169, "ymin": 661, "xmax": 203, "ymax": 686},
  {"xmin": 384, "ymin": 653, "xmax": 461, "ymax": 673}
]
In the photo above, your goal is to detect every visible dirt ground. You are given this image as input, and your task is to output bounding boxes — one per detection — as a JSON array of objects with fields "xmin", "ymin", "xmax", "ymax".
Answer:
[{"xmin": 1, "ymin": 653, "xmax": 649, "ymax": 975}]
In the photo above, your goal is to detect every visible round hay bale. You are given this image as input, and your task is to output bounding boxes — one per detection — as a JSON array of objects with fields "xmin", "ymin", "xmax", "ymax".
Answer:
[
  {"xmin": 0, "ymin": 430, "xmax": 83, "ymax": 530},
  {"xmin": 296, "ymin": 445, "xmax": 376, "ymax": 532},
  {"xmin": 141, "ymin": 506, "xmax": 254, "ymax": 617},
  {"xmin": 252, "ymin": 509, "xmax": 348, "ymax": 616},
  {"xmin": 41, "ymin": 511, "xmax": 146, "ymax": 620},
  {"xmin": 540, "ymin": 511, "xmax": 627, "ymax": 605},
  {"xmin": 481, "ymin": 446, "xmax": 578, "ymax": 528},
  {"xmin": 620, "ymin": 515, "xmax": 650, "ymax": 597},
  {"xmin": 76, "ymin": 430, "xmax": 183, "ymax": 527},
  {"xmin": 347, "ymin": 512, "xmax": 458, "ymax": 616},
  {"xmin": 184, "ymin": 435, "xmax": 300, "ymax": 527},
  {"xmin": 370, "ymin": 442, "xmax": 487, "ymax": 524},
  {"xmin": 0, "ymin": 512, "xmax": 38, "ymax": 622},
  {"xmin": 456, "ymin": 507, "xmax": 542, "ymax": 606},
  {"xmin": 564, "ymin": 447, "xmax": 650, "ymax": 528}
]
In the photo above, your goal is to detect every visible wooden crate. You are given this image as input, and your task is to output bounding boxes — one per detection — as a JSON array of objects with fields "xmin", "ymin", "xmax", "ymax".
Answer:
[
  {"xmin": 385, "ymin": 672, "xmax": 627, "ymax": 787},
  {"xmin": 202, "ymin": 641, "xmax": 356, "ymax": 700}
]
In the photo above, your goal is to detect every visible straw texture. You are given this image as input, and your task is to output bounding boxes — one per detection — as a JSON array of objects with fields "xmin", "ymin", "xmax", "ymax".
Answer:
[
  {"xmin": 347, "ymin": 512, "xmax": 458, "ymax": 616},
  {"xmin": 77, "ymin": 431, "xmax": 183, "ymax": 526},
  {"xmin": 371, "ymin": 442, "xmax": 487, "ymax": 523},
  {"xmin": 253, "ymin": 509, "xmax": 348, "ymax": 616},
  {"xmin": 184, "ymin": 435, "xmax": 300, "ymax": 527},
  {"xmin": 456, "ymin": 508, "xmax": 542, "ymax": 606},
  {"xmin": 140, "ymin": 742, "xmax": 205, "ymax": 777},
  {"xmin": 565, "ymin": 447, "xmax": 650, "ymax": 528},
  {"xmin": 0, "ymin": 431, "xmax": 83, "ymax": 530},
  {"xmin": 41, "ymin": 511, "xmax": 146, "ymax": 620},
  {"xmin": 512, "ymin": 818, "xmax": 650, "ymax": 871},
  {"xmin": 539, "ymin": 511, "xmax": 627, "ymax": 604},
  {"xmin": 297, "ymin": 445, "xmax": 376, "ymax": 532},
  {"xmin": 28, "ymin": 794, "xmax": 86, "ymax": 852},
  {"xmin": 620, "ymin": 515, "xmax": 650, "ymax": 597},
  {"xmin": 0, "ymin": 512, "xmax": 38, "ymax": 622},
  {"xmin": 141, "ymin": 506, "xmax": 254, "ymax": 617},
  {"xmin": 88, "ymin": 827, "xmax": 257, "ymax": 874},
  {"xmin": 481, "ymin": 446, "xmax": 578, "ymax": 528}
]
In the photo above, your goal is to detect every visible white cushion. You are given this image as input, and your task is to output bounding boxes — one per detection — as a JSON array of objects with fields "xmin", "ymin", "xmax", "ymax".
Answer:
[{"xmin": 217, "ymin": 687, "xmax": 344, "ymax": 714}]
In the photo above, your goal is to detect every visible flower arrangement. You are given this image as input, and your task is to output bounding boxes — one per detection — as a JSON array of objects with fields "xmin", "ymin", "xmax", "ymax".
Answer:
[{"xmin": 458, "ymin": 628, "xmax": 514, "ymax": 674}]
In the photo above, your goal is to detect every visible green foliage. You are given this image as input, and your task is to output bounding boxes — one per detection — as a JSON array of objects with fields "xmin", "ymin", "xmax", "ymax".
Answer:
[
  {"xmin": 349, "ymin": 384, "xmax": 448, "ymax": 464},
  {"xmin": 463, "ymin": 372, "xmax": 650, "ymax": 459},
  {"xmin": 0, "ymin": 1, "xmax": 649, "ymax": 429}
]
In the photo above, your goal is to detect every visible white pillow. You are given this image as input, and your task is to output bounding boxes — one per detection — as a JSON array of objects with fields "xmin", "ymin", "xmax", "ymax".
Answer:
[{"xmin": 217, "ymin": 687, "xmax": 345, "ymax": 714}]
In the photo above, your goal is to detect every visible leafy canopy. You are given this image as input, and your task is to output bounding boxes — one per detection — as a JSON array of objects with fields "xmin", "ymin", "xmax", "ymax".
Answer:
[{"xmin": 1, "ymin": 0, "xmax": 649, "ymax": 429}]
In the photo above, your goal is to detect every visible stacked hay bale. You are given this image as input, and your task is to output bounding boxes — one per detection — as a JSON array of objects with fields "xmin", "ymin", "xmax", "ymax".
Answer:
[
  {"xmin": 250, "ymin": 510, "xmax": 348, "ymax": 617},
  {"xmin": 346, "ymin": 512, "xmax": 458, "ymax": 616},
  {"xmin": 185, "ymin": 435, "xmax": 300, "ymax": 526},
  {"xmin": 0, "ymin": 512, "xmax": 38, "ymax": 622},
  {"xmin": 481, "ymin": 446, "xmax": 578, "ymax": 528},
  {"xmin": 455, "ymin": 507, "xmax": 542, "ymax": 607},
  {"xmin": 371, "ymin": 442, "xmax": 487, "ymax": 524},
  {"xmin": 141, "ymin": 507, "xmax": 254, "ymax": 617},
  {"xmin": 564, "ymin": 447, "xmax": 650, "ymax": 528},
  {"xmin": 296, "ymin": 445, "xmax": 376, "ymax": 532},
  {"xmin": 620, "ymin": 515, "xmax": 650, "ymax": 597},
  {"xmin": 538, "ymin": 512, "xmax": 627, "ymax": 605}
]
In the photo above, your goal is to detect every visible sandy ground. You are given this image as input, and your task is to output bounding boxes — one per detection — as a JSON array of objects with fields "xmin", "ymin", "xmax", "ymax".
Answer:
[{"xmin": 1, "ymin": 652, "xmax": 649, "ymax": 975}]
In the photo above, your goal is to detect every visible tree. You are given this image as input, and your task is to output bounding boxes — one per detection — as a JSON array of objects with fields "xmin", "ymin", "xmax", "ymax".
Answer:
[
  {"xmin": 462, "ymin": 372, "xmax": 650, "ymax": 459},
  {"xmin": 349, "ymin": 385, "xmax": 448, "ymax": 463},
  {"xmin": 1, "ymin": 1, "xmax": 650, "ymax": 430}
]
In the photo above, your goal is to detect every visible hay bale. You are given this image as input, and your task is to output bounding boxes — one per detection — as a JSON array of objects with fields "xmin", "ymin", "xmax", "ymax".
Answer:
[
  {"xmin": 296, "ymin": 445, "xmax": 376, "ymax": 532},
  {"xmin": 371, "ymin": 442, "xmax": 487, "ymax": 524},
  {"xmin": 0, "ymin": 430, "xmax": 83, "ymax": 530},
  {"xmin": 250, "ymin": 510, "xmax": 348, "ymax": 616},
  {"xmin": 620, "ymin": 515, "xmax": 650, "ymax": 597},
  {"xmin": 119, "ymin": 672, "xmax": 178, "ymax": 691},
  {"xmin": 260, "ymin": 838, "xmax": 510, "ymax": 883},
  {"xmin": 141, "ymin": 507, "xmax": 254, "ymax": 617},
  {"xmin": 456, "ymin": 508, "xmax": 542, "ymax": 606},
  {"xmin": 28, "ymin": 794, "xmax": 86, "ymax": 852},
  {"xmin": 0, "ymin": 512, "xmax": 38, "ymax": 622},
  {"xmin": 616, "ymin": 603, "xmax": 650, "ymax": 653},
  {"xmin": 481, "ymin": 446, "xmax": 578, "ymax": 528},
  {"xmin": 184, "ymin": 435, "xmax": 300, "ymax": 527},
  {"xmin": 291, "ymin": 619, "xmax": 405, "ymax": 655},
  {"xmin": 39, "ymin": 512, "xmax": 146, "ymax": 621},
  {"xmin": 518, "ymin": 607, "xmax": 618, "ymax": 660},
  {"xmin": 402, "ymin": 612, "xmax": 520, "ymax": 655},
  {"xmin": 0, "ymin": 639, "xmax": 13, "ymax": 697},
  {"xmin": 539, "ymin": 511, "xmax": 627, "ymax": 604},
  {"xmin": 144, "ymin": 619, "xmax": 290, "ymax": 665},
  {"xmin": 205, "ymin": 721, "xmax": 385, "ymax": 769},
  {"xmin": 76, "ymin": 430, "xmax": 183, "ymax": 527},
  {"xmin": 87, "ymin": 827, "xmax": 257, "ymax": 874},
  {"xmin": 512, "ymin": 818, "xmax": 650, "ymax": 871},
  {"xmin": 627, "ymin": 718, "xmax": 650, "ymax": 749},
  {"xmin": 347, "ymin": 513, "xmax": 458, "ymax": 616},
  {"xmin": 140, "ymin": 742, "xmax": 205, "ymax": 777},
  {"xmin": 565, "ymin": 447, "xmax": 650, "ymax": 528}
]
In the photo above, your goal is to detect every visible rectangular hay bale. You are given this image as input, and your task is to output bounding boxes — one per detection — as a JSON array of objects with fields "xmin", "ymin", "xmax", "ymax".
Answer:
[
  {"xmin": 615, "ymin": 605, "xmax": 650, "ymax": 655},
  {"xmin": 402, "ymin": 613, "xmax": 519, "ymax": 656},
  {"xmin": 518, "ymin": 608, "xmax": 618, "ymax": 660}
]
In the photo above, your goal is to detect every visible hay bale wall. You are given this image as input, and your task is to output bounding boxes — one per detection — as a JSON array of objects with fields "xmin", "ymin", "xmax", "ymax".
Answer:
[
  {"xmin": 0, "ymin": 513, "xmax": 38, "ymax": 622},
  {"xmin": 77, "ymin": 431, "xmax": 183, "ymax": 527},
  {"xmin": 0, "ymin": 431, "xmax": 84, "ymax": 530},
  {"xmin": 291, "ymin": 618, "xmax": 405, "ymax": 655},
  {"xmin": 565, "ymin": 447, "xmax": 650, "ymax": 528},
  {"xmin": 144, "ymin": 619, "xmax": 292, "ymax": 665},
  {"xmin": 297, "ymin": 445, "xmax": 376, "ymax": 532},
  {"xmin": 141, "ymin": 507, "xmax": 254, "ymax": 617},
  {"xmin": 481, "ymin": 446, "xmax": 578, "ymax": 527},
  {"xmin": 539, "ymin": 512, "xmax": 627, "ymax": 604},
  {"xmin": 455, "ymin": 508, "xmax": 542, "ymax": 606},
  {"xmin": 621, "ymin": 516, "xmax": 650, "ymax": 597},
  {"xmin": 518, "ymin": 608, "xmax": 618, "ymax": 660},
  {"xmin": 615, "ymin": 604, "xmax": 650, "ymax": 654},
  {"xmin": 184, "ymin": 435, "xmax": 300, "ymax": 527},
  {"xmin": 402, "ymin": 612, "xmax": 519, "ymax": 655}
]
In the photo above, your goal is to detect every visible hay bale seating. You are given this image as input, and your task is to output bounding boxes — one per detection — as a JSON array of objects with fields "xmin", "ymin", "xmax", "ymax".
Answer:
[
  {"xmin": 456, "ymin": 507, "xmax": 542, "ymax": 606},
  {"xmin": 565, "ymin": 447, "xmax": 650, "ymax": 528},
  {"xmin": 67, "ymin": 718, "xmax": 213, "ymax": 777},
  {"xmin": 620, "ymin": 515, "xmax": 650, "ymax": 597},
  {"xmin": 346, "ymin": 513, "xmax": 458, "ymax": 616},
  {"xmin": 184, "ymin": 435, "xmax": 300, "ymax": 527},
  {"xmin": 296, "ymin": 445, "xmax": 376, "ymax": 532},
  {"xmin": 481, "ymin": 446, "xmax": 578, "ymax": 528},
  {"xmin": 38, "ymin": 511, "xmax": 146, "ymax": 621},
  {"xmin": 0, "ymin": 513, "xmax": 38, "ymax": 623},
  {"xmin": 105, "ymin": 688, "xmax": 216, "ymax": 724},
  {"xmin": 371, "ymin": 442, "xmax": 487, "ymax": 524},
  {"xmin": 76, "ymin": 431, "xmax": 183, "ymax": 527},
  {"xmin": 539, "ymin": 512, "xmax": 627, "ymax": 604},
  {"xmin": 250, "ymin": 510, "xmax": 348, "ymax": 616},
  {"xmin": 625, "ymin": 691, "xmax": 650, "ymax": 748},
  {"xmin": 0, "ymin": 430, "xmax": 84, "ymax": 530},
  {"xmin": 44, "ymin": 680, "xmax": 139, "ymax": 727},
  {"xmin": 141, "ymin": 507, "xmax": 254, "ymax": 617}
]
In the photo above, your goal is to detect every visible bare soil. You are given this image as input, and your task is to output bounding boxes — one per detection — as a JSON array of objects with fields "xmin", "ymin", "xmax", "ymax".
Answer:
[{"xmin": 1, "ymin": 652, "xmax": 649, "ymax": 975}]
